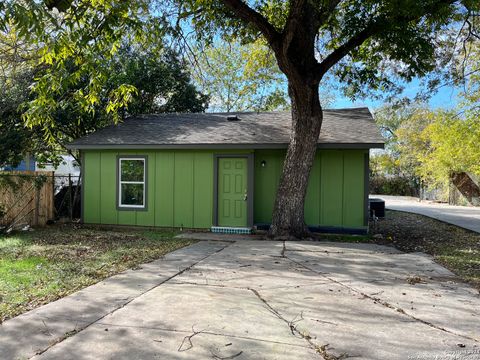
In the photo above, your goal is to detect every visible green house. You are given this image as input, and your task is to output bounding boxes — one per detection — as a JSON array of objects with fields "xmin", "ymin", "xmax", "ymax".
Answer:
[{"xmin": 68, "ymin": 108, "xmax": 384, "ymax": 234}]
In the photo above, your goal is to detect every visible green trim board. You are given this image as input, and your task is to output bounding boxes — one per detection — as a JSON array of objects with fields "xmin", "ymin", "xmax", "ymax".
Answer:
[
  {"xmin": 364, "ymin": 152, "xmax": 370, "ymax": 226},
  {"xmin": 81, "ymin": 148, "xmax": 368, "ymax": 231}
]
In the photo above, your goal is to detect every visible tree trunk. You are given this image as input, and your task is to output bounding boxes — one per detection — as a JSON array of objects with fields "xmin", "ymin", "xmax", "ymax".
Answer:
[{"xmin": 268, "ymin": 80, "xmax": 322, "ymax": 239}]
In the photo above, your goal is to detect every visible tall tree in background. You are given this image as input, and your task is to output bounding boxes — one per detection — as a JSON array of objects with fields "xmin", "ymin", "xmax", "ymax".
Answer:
[
  {"xmin": 2, "ymin": 1, "xmax": 479, "ymax": 237},
  {"xmin": 372, "ymin": 105, "xmax": 480, "ymax": 201},
  {"xmin": 113, "ymin": 47, "xmax": 208, "ymax": 114},
  {"xmin": 0, "ymin": 13, "xmax": 207, "ymax": 165},
  {"xmin": 43, "ymin": 46, "xmax": 209, "ymax": 164},
  {"xmin": 192, "ymin": 39, "xmax": 288, "ymax": 112},
  {"xmin": 0, "ymin": 68, "xmax": 44, "ymax": 168},
  {"xmin": 0, "ymin": 22, "xmax": 43, "ymax": 167}
]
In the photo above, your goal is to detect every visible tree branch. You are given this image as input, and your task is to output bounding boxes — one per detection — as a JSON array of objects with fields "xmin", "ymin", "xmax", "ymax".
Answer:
[
  {"xmin": 317, "ymin": 23, "xmax": 378, "ymax": 79},
  {"xmin": 316, "ymin": 0, "xmax": 458, "ymax": 80},
  {"xmin": 220, "ymin": 0, "xmax": 281, "ymax": 48}
]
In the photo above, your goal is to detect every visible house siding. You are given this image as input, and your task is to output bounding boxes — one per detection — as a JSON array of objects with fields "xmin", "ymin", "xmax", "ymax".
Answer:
[
  {"xmin": 82, "ymin": 148, "xmax": 367, "ymax": 230},
  {"xmin": 253, "ymin": 149, "xmax": 367, "ymax": 229}
]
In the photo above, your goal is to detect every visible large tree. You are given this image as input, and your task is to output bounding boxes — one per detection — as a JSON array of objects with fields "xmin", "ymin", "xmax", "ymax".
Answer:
[
  {"xmin": 2, "ymin": 0, "xmax": 478, "ymax": 238},
  {"xmin": 176, "ymin": 0, "xmax": 478, "ymax": 238}
]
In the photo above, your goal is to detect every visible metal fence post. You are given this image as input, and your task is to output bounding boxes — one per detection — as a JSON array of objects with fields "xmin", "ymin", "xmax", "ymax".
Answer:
[{"xmin": 68, "ymin": 173, "xmax": 73, "ymax": 221}]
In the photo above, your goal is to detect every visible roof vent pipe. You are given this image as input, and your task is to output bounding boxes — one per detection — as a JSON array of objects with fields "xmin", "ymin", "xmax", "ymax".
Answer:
[{"xmin": 226, "ymin": 115, "xmax": 240, "ymax": 121}]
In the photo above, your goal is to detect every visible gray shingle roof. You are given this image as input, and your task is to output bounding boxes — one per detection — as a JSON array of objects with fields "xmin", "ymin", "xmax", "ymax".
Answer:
[{"xmin": 68, "ymin": 107, "xmax": 384, "ymax": 150}]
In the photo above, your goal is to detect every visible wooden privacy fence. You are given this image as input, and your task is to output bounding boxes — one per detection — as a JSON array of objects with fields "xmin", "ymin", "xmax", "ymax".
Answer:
[{"xmin": 0, "ymin": 171, "xmax": 54, "ymax": 229}]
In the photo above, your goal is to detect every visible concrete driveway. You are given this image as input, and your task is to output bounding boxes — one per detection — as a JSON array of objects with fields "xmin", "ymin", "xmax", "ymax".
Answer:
[
  {"xmin": 1, "ymin": 239, "xmax": 479, "ymax": 360},
  {"xmin": 375, "ymin": 195, "xmax": 480, "ymax": 233}
]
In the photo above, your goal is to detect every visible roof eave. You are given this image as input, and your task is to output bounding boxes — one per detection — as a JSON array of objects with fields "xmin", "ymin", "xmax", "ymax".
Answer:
[{"xmin": 67, "ymin": 142, "xmax": 385, "ymax": 150}]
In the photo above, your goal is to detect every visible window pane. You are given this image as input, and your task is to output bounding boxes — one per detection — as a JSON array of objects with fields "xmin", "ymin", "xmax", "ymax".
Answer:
[
  {"xmin": 121, "ymin": 159, "xmax": 144, "ymax": 182},
  {"xmin": 121, "ymin": 184, "xmax": 144, "ymax": 206}
]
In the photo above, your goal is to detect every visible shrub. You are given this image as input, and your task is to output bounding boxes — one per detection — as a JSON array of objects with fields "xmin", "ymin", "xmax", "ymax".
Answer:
[{"xmin": 370, "ymin": 175, "xmax": 419, "ymax": 196}]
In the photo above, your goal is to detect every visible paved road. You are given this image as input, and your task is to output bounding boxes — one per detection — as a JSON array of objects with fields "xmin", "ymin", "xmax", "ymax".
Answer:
[
  {"xmin": 373, "ymin": 195, "xmax": 480, "ymax": 233},
  {"xmin": 1, "ymin": 240, "xmax": 479, "ymax": 360}
]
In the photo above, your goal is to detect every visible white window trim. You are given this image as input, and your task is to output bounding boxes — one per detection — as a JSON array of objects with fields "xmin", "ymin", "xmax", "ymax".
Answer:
[{"xmin": 118, "ymin": 157, "xmax": 146, "ymax": 209}]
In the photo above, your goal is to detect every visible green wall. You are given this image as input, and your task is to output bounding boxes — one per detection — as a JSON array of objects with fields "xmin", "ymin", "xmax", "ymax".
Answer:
[
  {"xmin": 83, "ymin": 150, "xmax": 216, "ymax": 228},
  {"xmin": 253, "ymin": 149, "xmax": 367, "ymax": 229},
  {"xmin": 83, "ymin": 148, "xmax": 367, "ymax": 230}
]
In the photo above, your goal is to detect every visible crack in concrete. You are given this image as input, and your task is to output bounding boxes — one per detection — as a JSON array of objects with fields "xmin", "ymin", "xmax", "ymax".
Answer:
[
  {"xmin": 287, "ymin": 250, "xmax": 346, "ymax": 254},
  {"xmin": 168, "ymin": 281, "xmax": 247, "ymax": 290},
  {"xmin": 284, "ymin": 252, "xmax": 479, "ymax": 344},
  {"xmin": 85, "ymin": 321, "xmax": 312, "ymax": 349},
  {"xmin": 281, "ymin": 241, "xmax": 287, "ymax": 258},
  {"xmin": 168, "ymin": 280, "xmax": 331, "ymax": 292},
  {"xmin": 30, "ymin": 242, "xmax": 233, "ymax": 359},
  {"xmin": 248, "ymin": 287, "xmax": 347, "ymax": 359}
]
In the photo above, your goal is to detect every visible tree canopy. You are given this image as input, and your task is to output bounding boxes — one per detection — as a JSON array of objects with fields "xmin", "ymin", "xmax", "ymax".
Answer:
[
  {"xmin": 372, "ymin": 103, "xmax": 480, "ymax": 196},
  {"xmin": 2, "ymin": 1, "xmax": 477, "ymax": 126},
  {"xmin": 191, "ymin": 39, "xmax": 288, "ymax": 112},
  {"xmin": 0, "ymin": 15, "xmax": 208, "ymax": 166}
]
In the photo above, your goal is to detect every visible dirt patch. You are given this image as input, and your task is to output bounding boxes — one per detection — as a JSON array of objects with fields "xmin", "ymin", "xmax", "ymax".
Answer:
[{"xmin": 371, "ymin": 210, "xmax": 480, "ymax": 290}]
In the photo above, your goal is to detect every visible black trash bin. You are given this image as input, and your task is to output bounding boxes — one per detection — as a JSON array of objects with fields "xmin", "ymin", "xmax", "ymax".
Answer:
[{"xmin": 369, "ymin": 198, "xmax": 385, "ymax": 218}]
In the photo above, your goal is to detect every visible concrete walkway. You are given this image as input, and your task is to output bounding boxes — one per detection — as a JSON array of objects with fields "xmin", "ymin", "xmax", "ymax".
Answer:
[
  {"xmin": 1, "ymin": 240, "xmax": 479, "ymax": 359},
  {"xmin": 374, "ymin": 195, "xmax": 480, "ymax": 233}
]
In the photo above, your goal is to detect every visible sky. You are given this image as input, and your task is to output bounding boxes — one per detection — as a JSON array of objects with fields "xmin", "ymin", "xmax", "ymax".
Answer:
[{"xmin": 330, "ymin": 79, "xmax": 461, "ymax": 111}]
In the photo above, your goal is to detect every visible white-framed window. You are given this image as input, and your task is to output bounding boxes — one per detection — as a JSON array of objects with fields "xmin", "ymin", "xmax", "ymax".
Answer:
[{"xmin": 118, "ymin": 157, "xmax": 146, "ymax": 209}]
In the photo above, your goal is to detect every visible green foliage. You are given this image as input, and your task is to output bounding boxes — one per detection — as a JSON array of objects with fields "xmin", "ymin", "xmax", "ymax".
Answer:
[
  {"xmin": 0, "ymin": 24, "xmax": 44, "ymax": 167},
  {"xmin": 0, "ymin": 70, "xmax": 37, "ymax": 167},
  {"xmin": 192, "ymin": 39, "xmax": 288, "ymax": 112},
  {"xmin": 113, "ymin": 47, "xmax": 208, "ymax": 114},
  {"xmin": 369, "ymin": 175, "xmax": 419, "ymax": 197},
  {"xmin": 2, "ymin": 0, "xmax": 471, "ymax": 131},
  {"xmin": 373, "ymin": 101, "xmax": 480, "ymax": 191},
  {"xmin": 0, "ymin": 11, "xmax": 207, "ymax": 165},
  {"xmin": 417, "ymin": 113, "xmax": 480, "ymax": 187},
  {"xmin": 458, "ymin": 41, "xmax": 480, "ymax": 117},
  {"xmin": 177, "ymin": 0, "xmax": 478, "ymax": 101},
  {"xmin": 1, "ymin": 0, "xmax": 160, "ymax": 141},
  {"xmin": 371, "ymin": 104, "xmax": 431, "ymax": 183}
]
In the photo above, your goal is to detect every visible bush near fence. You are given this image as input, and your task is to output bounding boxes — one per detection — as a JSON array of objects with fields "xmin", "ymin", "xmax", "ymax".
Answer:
[
  {"xmin": 369, "ymin": 175, "xmax": 420, "ymax": 197},
  {"xmin": 0, "ymin": 171, "xmax": 55, "ymax": 230}
]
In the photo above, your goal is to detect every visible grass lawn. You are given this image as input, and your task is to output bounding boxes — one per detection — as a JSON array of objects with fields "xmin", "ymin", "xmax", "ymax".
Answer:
[
  {"xmin": 372, "ymin": 210, "xmax": 480, "ymax": 290},
  {"xmin": 0, "ymin": 225, "xmax": 195, "ymax": 323}
]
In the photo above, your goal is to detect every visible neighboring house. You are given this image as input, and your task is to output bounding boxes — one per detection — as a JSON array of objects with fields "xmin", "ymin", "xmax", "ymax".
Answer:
[
  {"xmin": 36, "ymin": 155, "xmax": 80, "ymax": 177},
  {"xmin": 1, "ymin": 155, "xmax": 36, "ymax": 171},
  {"xmin": 67, "ymin": 108, "xmax": 384, "ymax": 234},
  {"xmin": 36, "ymin": 155, "xmax": 81, "ymax": 193},
  {"xmin": 2, "ymin": 154, "xmax": 80, "ymax": 177}
]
